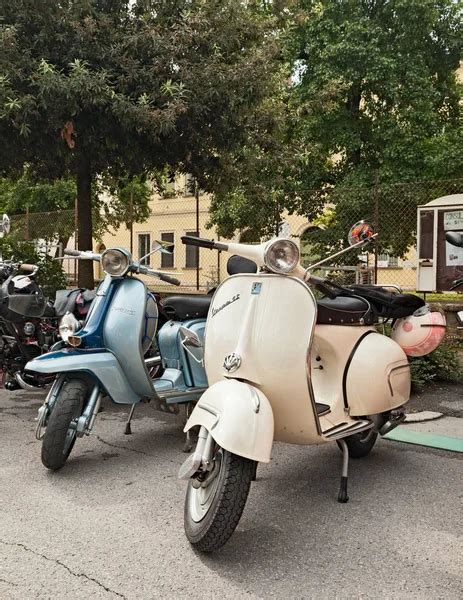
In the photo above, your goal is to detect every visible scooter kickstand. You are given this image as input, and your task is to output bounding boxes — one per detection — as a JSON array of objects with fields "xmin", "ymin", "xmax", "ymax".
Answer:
[
  {"xmin": 337, "ymin": 439, "xmax": 349, "ymax": 503},
  {"xmin": 124, "ymin": 405, "xmax": 136, "ymax": 435}
]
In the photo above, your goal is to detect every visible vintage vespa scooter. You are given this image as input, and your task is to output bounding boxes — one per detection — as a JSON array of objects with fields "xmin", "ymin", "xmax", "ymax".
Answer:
[
  {"xmin": 26, "ymin": 243, "xmax": 209, "ymax": 470},
  {"xmin": 178, "ymin": 225, "xmax": 446, "ymax": 552}
]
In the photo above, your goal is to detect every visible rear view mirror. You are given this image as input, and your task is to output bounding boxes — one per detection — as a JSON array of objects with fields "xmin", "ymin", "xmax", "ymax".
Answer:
[
  {"xmin": 152, "ymin": 240, "xmax": 174, "ymax": 254},
  {"xmin": 348, "ymin": 221, "xmax": 375, "ymax": 246},
  {"xmin": 179, "ymin": 326, "xmax": 203, "ymax": 364}
]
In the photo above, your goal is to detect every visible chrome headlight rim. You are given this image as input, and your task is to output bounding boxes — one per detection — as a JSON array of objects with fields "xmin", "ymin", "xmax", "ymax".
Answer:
[
  {"xmin": 59, "ymin": 312, "xmax": 80, "ymax": 342},
  {"xmin": 263, "ymin": 239, "xmax": 300, "ymax": 274},
  {"xmin": 101, "ymin": 248, "xmax": 131, "ymax": 277}
]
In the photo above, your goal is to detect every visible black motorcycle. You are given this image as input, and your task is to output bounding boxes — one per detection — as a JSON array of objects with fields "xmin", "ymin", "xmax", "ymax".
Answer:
[{"xmin": 0, "ymin": 261, "xmax": 95, "ymax": 390}]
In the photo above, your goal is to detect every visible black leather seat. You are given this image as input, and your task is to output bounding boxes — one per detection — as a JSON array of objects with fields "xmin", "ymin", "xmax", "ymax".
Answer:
[
  {"xmin": 163, "ymin": 295, "xmax": 212, "ymax": 321},
  {"xmin": 316, "ymin": 295, "xmax": 376, "ymax": 325}
]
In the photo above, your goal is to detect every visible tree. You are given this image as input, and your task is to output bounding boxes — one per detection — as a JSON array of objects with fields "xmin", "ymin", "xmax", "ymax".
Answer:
[
  {"xmin": 0, "ymin": 1, "xmax": 280, "ymax": 286},
  {"xmin": 209, "ymin": 0, "xmax": 462, "ymax": 247}
]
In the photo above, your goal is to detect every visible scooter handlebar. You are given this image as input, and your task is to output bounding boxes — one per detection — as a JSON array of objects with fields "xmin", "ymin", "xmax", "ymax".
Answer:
[
  {"xmin": 19, "ymin": 263, "xmax": 37, "ymax": 273},
  {"xmin": 64, "ymin": 249, "xmax": 81, "ymax": 256},
  {"xmin": 181, "ymin": 235, "xmax": 228, "ymax": 251},
  {"xmin": 157, "ymin": 272, "xmax": 181, "ymax": 286}
]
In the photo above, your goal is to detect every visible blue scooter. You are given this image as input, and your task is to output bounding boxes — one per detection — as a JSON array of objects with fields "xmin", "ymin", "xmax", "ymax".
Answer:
[{"xmin": 27, "ymin": 244, "xmax": 210, "ymax": 470}]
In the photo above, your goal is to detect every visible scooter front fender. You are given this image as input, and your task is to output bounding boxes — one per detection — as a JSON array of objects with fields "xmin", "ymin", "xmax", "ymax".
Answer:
[
  {"xmin": 184, "ymin": 379, "xmax": 274, "ymax": 463},
  {"xmin": 26, "ymin": 349, "xmax": 141, "ymax": 405}
]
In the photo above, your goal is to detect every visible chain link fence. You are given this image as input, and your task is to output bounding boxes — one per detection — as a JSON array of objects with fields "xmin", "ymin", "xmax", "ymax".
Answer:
[{"xmin": 5, "ymin": 177, "xmax": 463, "ymax": 294}]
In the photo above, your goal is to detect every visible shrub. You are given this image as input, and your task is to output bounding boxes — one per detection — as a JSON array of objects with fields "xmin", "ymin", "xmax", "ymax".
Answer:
[{"xmin": 410, "ymin": 341, "xmax": 463, "ymax": 391}]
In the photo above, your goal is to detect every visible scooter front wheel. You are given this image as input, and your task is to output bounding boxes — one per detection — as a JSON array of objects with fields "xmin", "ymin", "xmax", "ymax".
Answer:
[
  {"xmin": 41, "ymin": 379, "xmax": 86, "ymax": 471},
  {"xmin": 184, "ymin": 445, "xmax": 255, "ymax": 553}
]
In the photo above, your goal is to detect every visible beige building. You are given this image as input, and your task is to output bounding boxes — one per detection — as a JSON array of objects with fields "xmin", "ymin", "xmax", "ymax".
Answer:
[{"xmin": 95, "ymin": 176, "xmax": 418, "ymax": 292}]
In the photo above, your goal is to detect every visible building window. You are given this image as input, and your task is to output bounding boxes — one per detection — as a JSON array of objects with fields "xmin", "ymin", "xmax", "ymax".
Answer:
[
  {"xmin": 185, "ymin": 231, "xmax": 199, "ymax": 268},
  {"xmin": 161, "ymin": 232, "xmax": 174, "ymax": 268},
  {"xmin": 138, "ymin": 233, "xmax": 151, "ymax": 266}
]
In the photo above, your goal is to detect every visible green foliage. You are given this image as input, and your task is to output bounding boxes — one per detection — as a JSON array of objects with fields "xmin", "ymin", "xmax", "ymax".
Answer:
[
  {"xmin": 99, "ymin": 175, "xmax": 151, "ymax": 232},
  {"xmin": 0, "ymin": 237, "xmax": 67, "ymax": 298},
  {"xmin": 410, "ymin": 341, "xmax": 463, "ymax": 391},
  {"xmin": 209, "ymin": 0, "xmax": 463, "ymax": 241},
  {"xmin": 0, "ymin": 0, "xmax": 281, "ymax": 186},
  {"xmin": 0, "ymin": 175, "xmax": 75, "ymax": 214},
  {"xmin": 0, "ymin": 1, "xmax": 283, "ymax": 285}
]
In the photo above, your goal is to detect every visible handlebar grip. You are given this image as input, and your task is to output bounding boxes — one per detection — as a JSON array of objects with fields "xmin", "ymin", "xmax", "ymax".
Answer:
[
  {"xmin": 181, "ymin": 235, "xmax": 216, "ymax": 249},
  {"xmin": 20, "ymin": 263, "xmax": 36, "ymax": 272},
  {"xmin": 157, "ymin": 273, "xmax": 181, "ymax": 286},
  {"xmin": 64, "ymin": 249, "xmax": 81, "ymax": 256}
]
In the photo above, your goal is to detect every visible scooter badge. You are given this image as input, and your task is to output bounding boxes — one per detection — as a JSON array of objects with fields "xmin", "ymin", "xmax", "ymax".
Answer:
[{"xmin": 223, "ymin": 352, "xmax": 242, "ymax": 372}]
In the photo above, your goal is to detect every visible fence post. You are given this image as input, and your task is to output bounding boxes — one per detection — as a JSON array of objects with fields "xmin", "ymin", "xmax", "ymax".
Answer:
[
  {"xmin": 74, "ymin": 197, "xmax": 78, "ymax": 285},
  {"xmin": 195, "ymin": 181, "xmax": 200, "ymax": 291},
  {"xmin": 129, "ymin": 191, "xmax": 133, "ymax": 255},
  {"xmin": 25, "ymin": 206, "xmax": 30, "ymax": 241},
  {"xmin": 373, "ymin": 170, "xmax": 380, "ymax": 284}
]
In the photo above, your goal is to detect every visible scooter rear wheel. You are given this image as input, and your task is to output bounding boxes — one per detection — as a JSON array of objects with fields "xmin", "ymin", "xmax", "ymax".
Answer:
[
  {"xmin": 41, "ymin": 378, "xmax": 86, "ymax": 471},
  {"xmin": 337, "ymin": 430, "xmax": 378, "ymax": 458},
  {"xmin": 184, "ymin": 446, "xmax": 255, "ymax": 553}
]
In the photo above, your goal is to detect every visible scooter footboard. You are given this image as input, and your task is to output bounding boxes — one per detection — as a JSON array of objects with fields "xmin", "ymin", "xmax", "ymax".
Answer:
[
  {"xmin": 184, "ymin": 379, "xmax": 274, "ymax": 463},
  {"xmin": 25, "ymin": 349, "xmax": 142, "ymax": 405}
]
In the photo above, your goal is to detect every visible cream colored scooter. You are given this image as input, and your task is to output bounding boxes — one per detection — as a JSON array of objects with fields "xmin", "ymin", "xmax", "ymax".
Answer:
[{"xmin": 178, "ymin": 225, "xmax": 411, "ymax": 552}]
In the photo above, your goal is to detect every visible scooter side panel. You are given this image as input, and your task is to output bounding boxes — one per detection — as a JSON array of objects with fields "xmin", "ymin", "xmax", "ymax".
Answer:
[
  {"xmin": 204, "ymin": 274, "xmax": 324, "ymax": 445},
  {"xmin": 157, "ymin": 318, "xmax": 207, "ymax": 389},
  {"xmin": 25, "ymin": 350, "xmax": 141, "ymax": 405},
  {"xmin": 103, "ymin": 278, "xmax": 156, "ymax": 400},
  {"xmin": 346, "ymin": 332, "xmax": 410, "ymax": 416}
]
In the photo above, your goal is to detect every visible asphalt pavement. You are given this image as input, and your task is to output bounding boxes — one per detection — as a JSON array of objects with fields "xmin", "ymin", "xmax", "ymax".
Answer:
[{"xmin": 0, "ymin": 388, "xmax": 462, "ymax": 599}]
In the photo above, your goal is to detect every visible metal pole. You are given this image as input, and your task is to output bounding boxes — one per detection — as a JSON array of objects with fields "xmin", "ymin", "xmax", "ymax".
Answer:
[
  {"xmin": 374, "ymin": 170, "xmax": 379, "ymax": 284},
  {"xmin": 195, "ymin": 182, "xmax": 200, "ymax": 291},
  {"xmin": 25, "ymin": 206, "xmax": 30, "ymax": 241},
  {"xmin": 74, "ymin": 197, "xmax": 78, "ymax": 285},
  {"xmin": 217, "ymin": 235, "xmax": 221, "ymax": 284},
  {"xmin": 129, "ymin": 190, "xmax": 133, "ymax": 255}
]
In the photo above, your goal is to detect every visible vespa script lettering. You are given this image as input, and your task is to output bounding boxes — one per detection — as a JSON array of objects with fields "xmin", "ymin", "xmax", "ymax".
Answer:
[{"xmin": 211, "ymin": 294, "xmax": 240, "ymax": 317}]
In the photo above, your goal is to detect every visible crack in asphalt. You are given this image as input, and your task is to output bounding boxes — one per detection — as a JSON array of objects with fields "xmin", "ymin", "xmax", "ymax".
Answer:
[
  {"xmin": 0, "ymin": 577, "xmax": 19, "ymax": 587},
  {"xmin": 0, "ymin": 540, "xmax": 126, "ymax": 599},
  {"xmin": 95, "ymin": 435, "xmax": 149, "ymax": 455}
]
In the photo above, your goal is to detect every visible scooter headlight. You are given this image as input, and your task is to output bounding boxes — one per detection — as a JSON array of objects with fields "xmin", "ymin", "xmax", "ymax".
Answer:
[
  {"xmin": 264, "ymin": 239, "xmax": 300, "ymax": 273},
  {"xmin": 59, "ymin": 312, "xmax": 81, "ymax": 342},
  {"xmin": 101, "ymin": 248, "xmax": 131, "ymax": 277}
]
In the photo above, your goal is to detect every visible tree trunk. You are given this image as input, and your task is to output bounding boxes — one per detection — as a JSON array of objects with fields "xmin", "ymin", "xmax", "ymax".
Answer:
[{"xmin": 76, "ymin": 151, "xmax": 95, "ymax": 289}]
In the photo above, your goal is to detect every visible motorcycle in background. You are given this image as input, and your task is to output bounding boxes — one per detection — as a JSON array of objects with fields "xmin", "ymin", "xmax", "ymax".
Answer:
[
  {"xmin": 178, "ymin": 224, "xmax": 446, "ymax": 552},
  {"xmin": 0, "ymin": 261, "xmax": 95, "ymax": 390}
]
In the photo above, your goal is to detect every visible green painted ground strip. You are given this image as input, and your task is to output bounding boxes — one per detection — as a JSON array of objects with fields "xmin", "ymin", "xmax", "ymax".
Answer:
[{"xmin": 384, "ymin": 427, "xmax": 463, "ymax": 453}]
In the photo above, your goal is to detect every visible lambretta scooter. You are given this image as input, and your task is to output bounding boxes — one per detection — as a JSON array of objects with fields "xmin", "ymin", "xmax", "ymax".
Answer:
[
  {"xmin": 178, "ymin": 224, "xmax": 446, "ymax": 552},
  {"xmin": 26, "ymin": 243, "xmax": 206, "ymax": 471}
]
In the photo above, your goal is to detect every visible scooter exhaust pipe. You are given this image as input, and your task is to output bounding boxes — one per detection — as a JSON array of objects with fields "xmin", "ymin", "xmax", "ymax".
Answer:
[
  {"xmin": 14, "ymin": 372, "xmax": 37, "ymax": 391},
  {"xmin": 370, "ymin": 409, "xmax": 406, "ymax": 436}
]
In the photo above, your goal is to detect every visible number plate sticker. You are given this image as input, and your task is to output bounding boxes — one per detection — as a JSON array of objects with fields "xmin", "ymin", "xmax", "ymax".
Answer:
[{"xmin": 251, "ymin": 282, "xmax": 262, "ymax": 295}]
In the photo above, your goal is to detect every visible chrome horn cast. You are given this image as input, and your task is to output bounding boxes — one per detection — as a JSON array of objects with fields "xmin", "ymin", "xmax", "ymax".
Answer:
[{"xmin": 223, "ymin": 352, "xmax": 241, "ymax": 373}]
